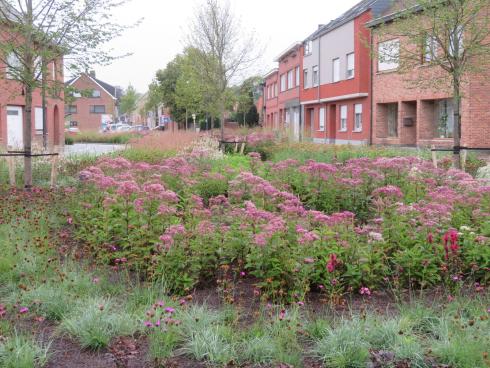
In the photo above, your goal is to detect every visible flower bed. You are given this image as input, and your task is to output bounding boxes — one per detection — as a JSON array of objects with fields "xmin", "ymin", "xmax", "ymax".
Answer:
[{"xmin": 68, "ymin": 151, "xmax": 490, "ymax": 302}]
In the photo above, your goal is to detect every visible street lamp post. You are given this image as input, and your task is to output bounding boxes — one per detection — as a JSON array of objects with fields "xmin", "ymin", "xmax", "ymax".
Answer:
[{"xmin": 192, "ymin": 113, "xmax": 197, "ymax": 132}]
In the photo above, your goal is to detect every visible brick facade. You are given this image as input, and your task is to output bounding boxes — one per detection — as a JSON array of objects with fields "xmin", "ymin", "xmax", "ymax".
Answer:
[
  {"xmin": 301, "ymin": 11, "xmax": 373, "ymax": 145},
  {"xmin": 66, "ymin": 73, "xmax": 118, "ymax": 132},
  {"xmin": 371, "ymin": 8, "xmax": 490, "ymax": 149}
]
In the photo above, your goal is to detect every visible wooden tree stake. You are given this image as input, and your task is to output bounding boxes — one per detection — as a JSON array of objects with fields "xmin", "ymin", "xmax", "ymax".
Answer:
[{"xmin": 431, "ymin": 145, "xmax": 438, "ymax": 169}]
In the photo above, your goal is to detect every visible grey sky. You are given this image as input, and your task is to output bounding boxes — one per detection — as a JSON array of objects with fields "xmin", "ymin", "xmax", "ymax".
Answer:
[{"xmin": 94, "ymin": 0, "xmax": 361, "ymax": 92}]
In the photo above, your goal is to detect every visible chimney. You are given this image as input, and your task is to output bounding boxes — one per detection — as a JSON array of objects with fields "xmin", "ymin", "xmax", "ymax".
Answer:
[{"xmin": 89, "ymin": 70, "xmax": 96, "ymax": 78}]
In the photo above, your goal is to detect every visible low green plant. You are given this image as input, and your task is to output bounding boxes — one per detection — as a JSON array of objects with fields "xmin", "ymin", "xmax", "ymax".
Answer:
[
  {"xmin": 148, "ymin": 326, "xmax": 182, "ymax": 361},
  {"xmin": 312, "ymin": 318, "xmax": 370, "ymax": 368},
  {"xmin": 0, "ymin": 332, "xmax": 50, "ymax": 368},
  {"xmin": 59, "ymin": 297, "xmax": 140, "ymax": 350},
  {"xmin": 17, "ymin": 284, "xmax": 74, "ymax": 321},
  {"xmin": 182, "ymin": 325, "xmax": 236, "ymax": 365}
]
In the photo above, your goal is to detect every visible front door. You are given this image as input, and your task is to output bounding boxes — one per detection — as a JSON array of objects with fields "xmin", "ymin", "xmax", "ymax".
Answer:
[
  {"xmin": 7, "ymin": 106, "xmax": 23, "ymax": 149},
  {"xmin": 293, "ymin": 107, "xmax": 300, "ymax": 141}
]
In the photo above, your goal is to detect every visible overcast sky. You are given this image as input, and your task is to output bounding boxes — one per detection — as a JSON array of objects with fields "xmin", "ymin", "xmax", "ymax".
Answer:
[{"xmin": 92, "ymin": 0, "xmax": 360, "ymax": 92}]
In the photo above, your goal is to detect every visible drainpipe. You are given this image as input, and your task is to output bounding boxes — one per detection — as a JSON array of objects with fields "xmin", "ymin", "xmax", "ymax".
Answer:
[{"xmin": 369, "ymin": 30, "xmax": 374, "ymax": 146}]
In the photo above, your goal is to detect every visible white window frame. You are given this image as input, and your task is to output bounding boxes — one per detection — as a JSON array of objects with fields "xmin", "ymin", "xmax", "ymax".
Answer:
[
  {"xmin": 274, "ymin": 83, "xmax": 277, "ymax": 97},
  {"xmin": 280, "ymin": 74, "xmax": 286, "ymax": 92},
  {"xmin": 319, "ymin": 107, "xmax": 325, "ymax": 131},
  {"xmin": 332, "ymin": 58, "xmax": 340, "ymax": 83},
  {"xmin": 304, "ymin": 40, "xmax": 312, "ymax": 55},
  {"xmin": 303, "ymin": 69, "xmax": 309, "ymax": 89},
  {"xmin": 354, "ymin": 104, "xmax": 362, "ymax": 132},
  {"xmin": 6, "ymin": 52, "xmax": 21, "ymax": 79},
  {"xmin": 449, "ymin": 25, "xmax": 464, "ymax": 57},
  {"xmin": 35, "ymin": 107, "xmax": 44, "ymax": 133},
  {"xmin": 287, "ymin": 70, "xmax": 294, "ymax": 90},
  {"xmin": 378, "ymin": 39, "xmax": 400, "ymax": 71},
  {"xmin": 346, "ymin": 53, "xmax": 355, "ymax": 79},
  {"xmin": 312, "ymin": 65, "xmax": 319, "ymax": 87},
  {"xmin": 92, "ymin": 89, "xmax": 101, "ymax": 98},
  {"xmin": 340, "ymin": 105, "xmax": 348, "ymax": 132},
  {"xmin": 424, "ymin": 35, "xmax": 438, "ymax": 62},
  {"xmin": 295, "ymin": 66, "xmax": 300, "ymax": 87}
]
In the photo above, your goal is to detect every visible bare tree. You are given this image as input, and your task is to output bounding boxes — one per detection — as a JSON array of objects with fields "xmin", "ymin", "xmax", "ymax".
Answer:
[
  {"xmin": 186, "ymin": 0, "xmax": 261, "ymax": 139},
  {"xmin": 0, "ymin": 0, "xmax": 134, "ymax": 188},
  {"xmin": 372, "ymin": 0, "xmax": 490, "ymax": 169}
]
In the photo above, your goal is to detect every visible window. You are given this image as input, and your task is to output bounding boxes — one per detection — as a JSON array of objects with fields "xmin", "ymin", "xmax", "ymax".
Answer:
[
  {"xmin": 280, "ymin": 74, "xmax": 286, "ymax": 92},
  {"xmin": 6, "ymin": 52, "xmax": 21, "ymax": 79},
  {"xmin": 274, "ymin": 83, "xmax": 278, "ymax": 97},
  {"xmin": 378, "ymin": 39, "xmax": 400, "ymax": 71},
  {"xmin": 340, "ymin": 105, "xmax": 348, "ymax": 131},
  {"xmin": 90, "ymin": 105, "xmax": 106, "ymax": 114},
  {"xmin": 287, "ymin": 70, "xmax": 294, "ymax": 89},
  {"xmin": 387, "ymin": 103, "xmax": 398, "ymax": 137},
  {"xmin": 69, "ymin": 121, "xmax": 78, "ymax": 127},
  {"xmin": 295, "ymin": 66, "xmax": 300, "ymax": 87},
  {"xmin": 332, "ymin": 58, "xmax": 340, "ymax": 83},
  {"xmin": 424, "ymin": 35, "xmax": 438, "ymax": 62},
  {"xmin": 319, "ymin": 107, "xmax": 325, "ymax": 131},
  {"xmin": 66, "ymin": 105, "xmax": 77, "ymax": 114},
  {"xmin": 437, "ymin": 99, "xmax": 454, "ymax": 138},
  {"xmin": 92, "ymin": 89, "xmax": 101, "ymax": 98},
  {"xmin": 449, "ymin": 26, "xmax": 464, "ymax": 57},
  {"xmin": 268, "ymin": 86, "xmax": 272, "ymax": 99},
  {"xmin": 346, "ymin": 53, "xmax": 355, "ymax": 79},
  {"xmin": 304, "ymin": 40, "xmax": 312, "ymax": 55},
  {"xmin": 52, "ymin": 61, "xmax": 57, "ymax": 80},
  {"xmin": 72, "ymin": 91, "xmax": 82, "ymax": 98},
  {"xmin": 312, "ymin": 65, "xmax": 319, "ymax": 87},
  {"xmin": 35, "ymin": 107, "xmax": 44, "ymax": 133},
  {"xmin": 354, "ymin": 104, "xmax": 362, "ymax": 132},
  {"xmin": 303, "ymin": 69, "xmax": 309, "ymax": 88}
]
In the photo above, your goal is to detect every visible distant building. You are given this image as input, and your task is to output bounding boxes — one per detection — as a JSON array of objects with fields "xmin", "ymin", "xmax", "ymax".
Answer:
[{"xmin": 65, "ymin": 71, "xmax": 122, "ymax": 131}]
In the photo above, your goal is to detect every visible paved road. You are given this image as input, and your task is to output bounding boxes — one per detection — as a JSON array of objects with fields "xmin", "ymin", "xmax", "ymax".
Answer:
[{"xmin": 64, "ymin": 143, "xmax": 126, "ymax": 156}]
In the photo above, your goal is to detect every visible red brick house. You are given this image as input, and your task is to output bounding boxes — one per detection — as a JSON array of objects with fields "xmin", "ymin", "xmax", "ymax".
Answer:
[
  {"xmin": 66, "ymin": 72, "xmax": 121, "ymax": 132},
  {"xmin": 368, "ymin": 4, "xmax": 490, "ymax": 148},
  {"xmin": 276, "ymin": 42, "xmax": 303, "ymax": 140},
  {"xmin": 300, "ymin": 0, "xmax": 392, "ymax": 145},
  {"xmin": 263, "ymin": 68, "xmax": 278, "ymax": 130},
  {"xmin": 0, "ymin": 22, "xmax": 64, "ymax": 150}
]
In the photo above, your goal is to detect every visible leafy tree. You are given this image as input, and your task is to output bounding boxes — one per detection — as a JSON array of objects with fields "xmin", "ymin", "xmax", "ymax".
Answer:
[
  {"xmin": 372, "ymin": 0, "xmax": 490, "ymax": 169},
  {"xmin": 119, "ymin": 84, "xmax": 139, "ymax": 116},
  {"xmin": 234, "ymin": 76, "xmax": 262, "ymax": 127},
  {"xmin": 186, "ymin": 0, "xmax": 261, "ymax": 139},
  {"xmin": 0, "ymin": 0, "xmax": 133, "ymax": 188}
]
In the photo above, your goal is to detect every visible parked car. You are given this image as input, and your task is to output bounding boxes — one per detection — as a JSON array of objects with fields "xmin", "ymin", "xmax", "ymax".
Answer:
[{"xmin": 131, "ymin": 125, "xmax": 150, "ymax": 133}]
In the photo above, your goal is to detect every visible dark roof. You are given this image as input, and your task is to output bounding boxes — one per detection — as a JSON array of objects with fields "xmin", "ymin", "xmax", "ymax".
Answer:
[
  {"xmin": 366, "ymin": 2, "xmax": 422, "ymax": 28},
  {"xmin": 305, "ymin": 0, "xmax": 395, "ymax": 41},
  {"xmin": 65, "ymin": 74, "xmax": 121, "ymax": 99}
]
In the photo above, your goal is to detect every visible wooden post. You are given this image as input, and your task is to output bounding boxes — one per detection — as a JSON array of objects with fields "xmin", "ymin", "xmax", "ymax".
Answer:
[
  {"xmin": 50, "ymin": 146, "xmax": 59, "ymax": 188},
  {"xmin": 234, "ymin": 138, "xmax": 239, "ymax": 153},
  {"xmin": 431, "ymin": 145, "xmax": 438, "ymax": 169},
  {"xmin": 240, "ymin": 142, "xmax": 246, "ymax": 155},
  {"xmin": 7, "ymin": 155, "xmax": 16, "ymax": 187},
  {"xmin": 461, "ymin": 149, "xmax": 468, "ymax": 172}
]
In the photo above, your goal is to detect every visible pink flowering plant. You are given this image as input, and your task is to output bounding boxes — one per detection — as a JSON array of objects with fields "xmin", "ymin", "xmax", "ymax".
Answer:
[{"xmin": 68, "ymin": 152, "xmax": 490, "ymax": 301}]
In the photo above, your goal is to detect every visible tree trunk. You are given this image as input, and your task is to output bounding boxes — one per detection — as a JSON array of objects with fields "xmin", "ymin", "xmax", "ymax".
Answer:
[
  {"xmin": 452, "ymin": 80, "xmax": 462, "ymax": 170},
  {"xmin": 41, "ymin": 59, "xmax": 47, "ymax": 150},
  {"xmin": 220, "ymin": 98, "xmax": 225, "ymax": 141},
  {"xmin": 24, "ymin": 85, "xmax": 33, "ymax": 189},
  {"xmin": 185, "ymin": 109, "xmax": 188, "ymax": 131}
]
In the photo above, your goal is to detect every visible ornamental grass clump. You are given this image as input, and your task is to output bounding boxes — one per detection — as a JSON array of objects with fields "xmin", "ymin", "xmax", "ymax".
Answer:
[{"xmin": 59, "ymin": 297, "xmax": 140, "ymax": 350}]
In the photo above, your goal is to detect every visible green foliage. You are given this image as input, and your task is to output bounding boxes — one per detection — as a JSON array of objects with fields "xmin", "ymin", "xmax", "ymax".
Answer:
[
  {"xmin": 0, "ymin": 332, "xmax": 50, "ymax": 368},
  {"xmin": 68, "ymin": 132, "xmax": 136, "ymax": 144},
  {"xmin": 59, "ymin": 297, "xmax": 140, "ymax": 350},
  {"xmin": 119, "ymin": 85, "xmax": 140, "ymax": 116}
]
